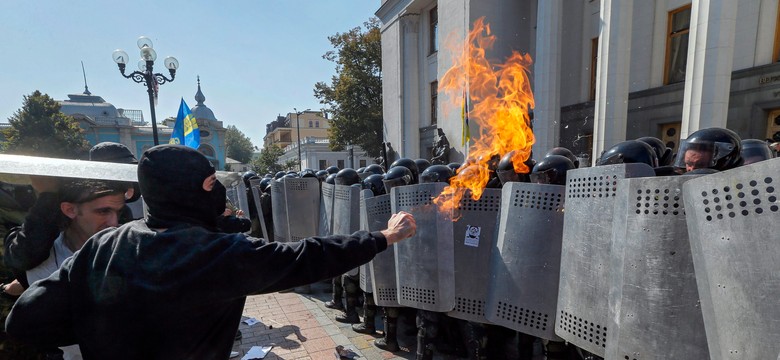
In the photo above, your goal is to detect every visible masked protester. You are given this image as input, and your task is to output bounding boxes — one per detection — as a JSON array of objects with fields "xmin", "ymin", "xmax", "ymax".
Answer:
[{"xmin": 6, "ymin": 145, "xmax": 417, "ymax": 360}]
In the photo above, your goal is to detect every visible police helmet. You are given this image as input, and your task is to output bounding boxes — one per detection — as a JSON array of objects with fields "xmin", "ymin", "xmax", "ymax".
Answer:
[
  {"xmin": 362, "ymin": 174, "xmax": 386, "ymax": 196},
  {"xmin": 496, "ymin": 150, "xmax": 535, "ymax": 185},
  {"xmin": 242, "ymin": 171, "xmax": 258, "ymax": 186},
  {"xmin": 673, "ymin": 127, "xmax": 743, "ymax": 172},
  {"xmin": 325, "ymin": 166, "xmax": 340, "ymax": 174},
  {"xmin": 259, "ymin": 177, "xmax": 272, "ymax": 192},
  {"xmin": 446, "ymin": 162, "xmax": 462, "ymax": 174},
  {"xmin": 530, "ymin": 155, "xmax": 575, "ymax": 186},
  {"xmin": 363, "ymin": 164, "xmax": 385, "ymax": 176},
  {"xmin": 357, "ymin": 167, "xmax": 366, "ymax": 174},
  {"xmin": 274, "ymin": 171, "xmax": 286, "ymax": 179},
  {"xmin": 334, "ymin": 168, "xmax": 361, "ymax": 186},
  {"xmin": 414, "ymin": 159, "xmax": 431, "ymax": 175},
  {"xmin": 315, "ymin": 170, "xmax": 329, "ymax": 182},
  {"xmin": 419, "ymin": 164, "xmax": 454, "ymax": 184},
  {"xmin": 636, "ymin": 137, "xmax": 674, "ymax": 166},
  {"xmin": 390, "ymin": 158, "xmax": 419, "ymax": 184},
  {"xmin": 597, "ymin": 140, "xmax": 659, "ymax": 168},
  {"xmin": 383, "ymin": 166, "xmax": 413, "ymax": 193},
  {"xmin": 299, "ymin": 168, "xmax": 317, "ymax": 178},
  {"xmin": 325, "ymin": 173, "xmax": 337, "ymax": 185},
  {"xmin": 740, "ymin": 139, "xmax": 774, "ymax": 165},
  {"xmin": 545, "ymin": 147, "xmax": 580, "ymax": 168}
]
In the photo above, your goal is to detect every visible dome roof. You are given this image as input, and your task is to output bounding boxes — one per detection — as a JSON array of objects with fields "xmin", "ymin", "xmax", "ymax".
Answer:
[
  {"xmin": 59, "ymin": 93, "xmax": 121, "ymax": 119},
  {"xmin": 190, "ymin": 76, "xmax": 217, "ymax": 122}
]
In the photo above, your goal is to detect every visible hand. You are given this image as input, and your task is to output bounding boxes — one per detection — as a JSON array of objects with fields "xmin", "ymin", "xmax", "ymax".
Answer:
[{"xmin": 381, "ymin": 211, "xmax": 417, "ymax": 245}]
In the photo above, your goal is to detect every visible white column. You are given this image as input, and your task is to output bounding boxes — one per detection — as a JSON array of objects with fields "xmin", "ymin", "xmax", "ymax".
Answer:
[
  {"xmin": 532, "ymin": 0, "xmax": 563, "ymax": 160},
  {"xmin": 400, "ymin": 13, "xmax": 421, "ymax": 158},
  {"xmin": 680, "ymin": 0, "xmax": 737, "ymax": 138},
  {"xmin": 591, "ymin": 0, "xmax": 633, "ymax": 165}
]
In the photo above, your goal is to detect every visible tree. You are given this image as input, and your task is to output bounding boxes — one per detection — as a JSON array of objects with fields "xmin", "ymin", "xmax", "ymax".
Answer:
[
  {"xmin": 2, "ymin": 91, "xmax": 90, "ymax": 158},
  {"xmin": 314, "ymin": 17, "xmax": 383, "ymax": 158},
  {"xmin": 251, "ymin": 145, "xmax": 285, "ymax": 175},
  {"xmin": 225, "ymin": 125, "xmax": 255, "ymax": 164}
]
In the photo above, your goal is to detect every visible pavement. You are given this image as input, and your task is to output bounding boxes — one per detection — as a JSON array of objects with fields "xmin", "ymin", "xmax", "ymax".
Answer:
[
  {"xmin": 231, "ymin": 281, "xmax": 413, "ymax": 360},
  {"xmin": 230, "ymin": 281, "xmax": 540, "ymax": 360}
]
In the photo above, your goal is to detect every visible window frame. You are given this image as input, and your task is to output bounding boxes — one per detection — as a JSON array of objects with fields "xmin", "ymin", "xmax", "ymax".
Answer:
[
  {"xmin": 430, "ymin": 81, "xmax": 438, "ymax": 125},
  {"xmin": 664, "ymin": 4, "xmax": 693, "ymax": 85},
  {"xmin": 429, "ymin": 6, "xmax": 438, "ymax": 55}
]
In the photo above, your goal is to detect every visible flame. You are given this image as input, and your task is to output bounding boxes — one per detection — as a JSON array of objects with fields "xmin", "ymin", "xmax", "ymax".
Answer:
[{"xmin": 433, "ymin": 17, "xmax": 535, "ymax": 216}]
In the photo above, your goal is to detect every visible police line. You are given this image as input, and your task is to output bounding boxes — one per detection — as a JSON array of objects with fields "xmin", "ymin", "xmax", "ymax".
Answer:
[
  {"xmin": 2, "ymin": 154, "xmax": 778, "ymax": 359},
  {"xmin": 256, "ymin": 158, "xmax": 780, "ymax": 360}
]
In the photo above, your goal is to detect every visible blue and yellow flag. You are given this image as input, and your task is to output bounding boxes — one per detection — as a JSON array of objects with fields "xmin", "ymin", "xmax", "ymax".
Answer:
[
  {"xmin": 461, "ymin": 89, "xmax": 471, "ymax": 146},
  {"xmin": 169, "ymin": 98, "xmax": 200, "ymax": 149}
]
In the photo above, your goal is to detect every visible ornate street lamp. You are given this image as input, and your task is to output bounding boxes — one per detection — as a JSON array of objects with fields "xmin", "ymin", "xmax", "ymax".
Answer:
[
  {"xmin": 293, "ymin": 108, "xmax": 310, "ymax": 171},
  {"xmin": 112, "ymin": 36, "xmax": 179, "ymax": 145}
]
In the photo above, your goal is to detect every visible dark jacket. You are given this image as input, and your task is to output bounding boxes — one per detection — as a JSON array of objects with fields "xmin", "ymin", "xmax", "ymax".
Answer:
[{"xmin": 6, "ymin": 220, "xmax": 388, "ymax": 359}]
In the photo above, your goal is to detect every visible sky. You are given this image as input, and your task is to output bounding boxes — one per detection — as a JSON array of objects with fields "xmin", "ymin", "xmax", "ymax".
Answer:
[{"xmin": 0, "ymin": 0, "xmax": 380, "ymax": 147}]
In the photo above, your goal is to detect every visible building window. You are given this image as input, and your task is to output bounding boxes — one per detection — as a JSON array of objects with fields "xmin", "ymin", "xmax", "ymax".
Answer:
[
  {"xmin": 309, "ymin": 120, "xmax": 313, "ymax": 127},
  {"xmin": 319, "ymin": 160, "xmax": 327, "ymax": 170},
  {"xmin": 661, "ymin": 122, "xmax": 682, "ymax": 152},
  {"xmin": 431, "ymin": 81, "xmax": 438, "ymax": 125},
  {"xmin": 315, "ymin": 121, "xmax": 320, "ymax": 128},
  {"xmin": 665, "ymin": 5, "xmax": 692, "ymax": 85},
  {"xmin": 337, "ymin": 160, "xmax": 345, "ymax": 168},
  {"xmin": 359, "ymin": 159, "xmax": 367, "ymax": 168},
  {"xmin": 429, "ymin": 6, "xmax": 438, "ymax": 54},
  {"xmin": 590, "ymin": 37, "xmax": 598, "ymax": 101},
  {"xmin": 198, "ymin": 144, "xmax": 215, "ymax": 158}
]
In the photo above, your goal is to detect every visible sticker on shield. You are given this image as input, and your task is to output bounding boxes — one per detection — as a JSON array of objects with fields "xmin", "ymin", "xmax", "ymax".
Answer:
[{"xmin": 464, "ymin": 225, "xmax": 481, "ymax": 247}]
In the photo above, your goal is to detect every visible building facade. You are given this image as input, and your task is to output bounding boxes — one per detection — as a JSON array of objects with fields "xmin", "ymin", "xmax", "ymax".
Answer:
[
  {"xmin": 264, "ymin": 111, "xmax": 376, "ymax": 170},
  {"xmin": 377, "ymin": 0, "xmax": 780, "ymax": 165},
  {"xmin": 0, "ymin": 80, "xmax": 227, "ymax": 168}
]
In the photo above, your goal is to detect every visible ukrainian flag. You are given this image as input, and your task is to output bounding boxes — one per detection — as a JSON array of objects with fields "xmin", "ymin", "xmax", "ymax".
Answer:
[
  {"xmin": 461, "ymin": 89, "xmax": 471, "ymax": 146},
  {"xmin": 169, "ymin": 98, "xmax": 200, "ymax": 149}
]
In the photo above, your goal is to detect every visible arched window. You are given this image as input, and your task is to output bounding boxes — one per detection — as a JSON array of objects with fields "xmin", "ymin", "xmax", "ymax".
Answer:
[
  {"xmin": 309, "ymin": 120, "xmax": 313, "ymax": 127},
  {"xmin": 198, "ymin": 144, "xmax": 215, "ymax": 158},
  {"xmin": 315, "ymin": 121, "xmax": 320, "ymax": 128}
]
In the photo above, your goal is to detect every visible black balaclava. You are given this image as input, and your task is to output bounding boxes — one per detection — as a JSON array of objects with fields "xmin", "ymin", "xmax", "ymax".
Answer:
[{"xmin": 138, "ymin": 145, "xmax": 226, "ymax": 230}]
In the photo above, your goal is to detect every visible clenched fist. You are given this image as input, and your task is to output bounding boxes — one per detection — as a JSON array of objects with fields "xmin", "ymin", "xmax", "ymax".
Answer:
[{"xmin": 381, "ymin": 211, "xmax": 417, "ymax": 245}]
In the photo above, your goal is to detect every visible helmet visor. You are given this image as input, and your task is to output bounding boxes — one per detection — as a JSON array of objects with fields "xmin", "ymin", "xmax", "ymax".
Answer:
[
  {"xmin": 741, "ymin": 142, "xmax": 774, "ymax": 165},
  {"xmin": 673, "ymin": 140, "xmax": 734, "ymax": 171},
  {"xmin": 529, "ymin": 168, "xmax": 556, "ymax": 185}
]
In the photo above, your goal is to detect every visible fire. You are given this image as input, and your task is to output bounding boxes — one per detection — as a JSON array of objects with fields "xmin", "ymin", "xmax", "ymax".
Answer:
[{"xmin": 433, "ymin": 17, "xmax": 535, "ymax": 215}]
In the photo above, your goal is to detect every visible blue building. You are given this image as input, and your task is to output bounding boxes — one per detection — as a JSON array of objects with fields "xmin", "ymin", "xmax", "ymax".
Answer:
[{"xmin": 57, "ymin": 79, "xmax": 226, "ymax": 169}]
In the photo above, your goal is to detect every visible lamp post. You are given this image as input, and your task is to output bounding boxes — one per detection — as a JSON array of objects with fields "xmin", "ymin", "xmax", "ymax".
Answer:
[
  {"xmin": 293, "ymin": 108, "xmax": 310, "ymax": 171},
  {"xmin": 112, "ymin": 36, "xmax": 179, "ymax": 145}
]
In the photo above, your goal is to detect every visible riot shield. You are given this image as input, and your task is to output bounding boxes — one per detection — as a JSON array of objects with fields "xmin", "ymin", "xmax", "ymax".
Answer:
[
  {"xmin": 358, "ymin": 190, "xmax": 374, "ymax": 293},
  {"xmin": 319, "ymin": 182, "xmax": 335, "ymax": 236},
  {"xmin": 224, "ymin": 181, "xmax": 250, "ymax": 220},
  {"xmin": 555, "ymin": 163, "xmax": 655, "ymax": 356},
  {"xmin": 606, "ymin": 175, "xmax": 708, "ymax": 360},
  {"xmin": 271, "ymin": 179, "xmax": 289, "ymax": 242},
  {"xmin": 333, "ymin": 184, "xmax": 361, "ymax": 276},
  {"xmin": 392, "ymin": 183, "xmax": 455, "ymax": 312},
  {"xmin": 447, "ymin": 188, "xmax": 502, "ymax": 324},
  {"xmin": 0, "ymin": 154, "xmax": 137, "ymax": 184},
  {"xmin": 249, "ymin": 178, "xmax": 270, "ymax": 241},
  {"xmin": 362, "ymin": 190, "xmax": 399, "ymax": 306},
  {"xmin": 283, "ymin": 177, "xmax": 320, "ymax": 241},
  {"xmin": 684, "ymin": 158, "xmax": 780, "ymax": 360},
  {"xmin": 485, "ymin": 182, "xmax": 565, "ymax": 340}
]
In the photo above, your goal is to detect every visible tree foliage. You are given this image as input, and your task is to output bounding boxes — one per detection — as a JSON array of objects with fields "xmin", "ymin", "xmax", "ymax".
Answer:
[
  {"xmin": 314, "ymin": 17, "xmax": 383, "ymax": 158},
  {"xmin": 2, "ymin": 91, "xmax": 90, "ymax": 158},
  {"xmin": 251, "ymin": 145, "xmax": 285, "ymax": 175},
  {"xmin": 225, "ymin": 125, "xmax": 255, "ymax": 164}
]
